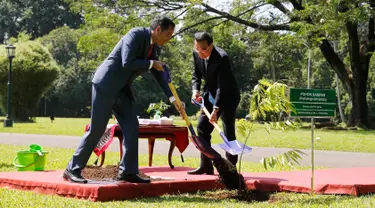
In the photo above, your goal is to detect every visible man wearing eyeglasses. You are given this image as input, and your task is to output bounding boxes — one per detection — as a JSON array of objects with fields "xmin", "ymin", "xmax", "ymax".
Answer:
[{"xmin": 189, "ymin": 32, "xmax": 241, "ymax": 175}]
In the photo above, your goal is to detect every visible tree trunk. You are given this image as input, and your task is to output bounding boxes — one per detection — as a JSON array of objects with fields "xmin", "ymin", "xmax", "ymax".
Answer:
[
  {"xmin": 14, "ymin": 102, "xmax": 32, "ymax": 122},
  {"xmin": 319, "ymin": 38, "xmax": 370, "ymax": 128},
  {"xmin": 345, "ymin": 22, "xmax": 370, "ymax": 128},
  {"xmin": 348, "ymin": 74, "xmax": 369, "ymax": 128}
]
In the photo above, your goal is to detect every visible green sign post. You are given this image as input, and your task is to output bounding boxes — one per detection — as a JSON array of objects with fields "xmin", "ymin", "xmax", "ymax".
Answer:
[
  {"xmin": 289, "ymin": 88, "xmax": 337, "ymax": 194},
  {"xmin": 289, "ymin": 88, "xmax": 336, "ymax": 118}
]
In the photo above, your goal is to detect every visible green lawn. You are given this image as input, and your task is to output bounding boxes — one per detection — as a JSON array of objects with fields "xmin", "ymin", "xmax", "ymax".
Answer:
[
  {"xmin": 1, "ymin": 144, "xmax": 375, "ymax": 207},
  {"xmin": 1, "ymin": 117, "xmax": 375, "ymax": 153}
]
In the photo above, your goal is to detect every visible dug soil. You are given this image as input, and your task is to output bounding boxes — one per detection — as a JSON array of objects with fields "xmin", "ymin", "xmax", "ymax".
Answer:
[
  {"xmin": 82, "ymin": 165, "xmax": 276, "ymax": 203},
  {"xmin": 82, "ymin": 165, "xmax": 170, "ymax": 182},
  {"xmin": 203, "ymin": 189, "xmax": 275, "ymax": 203}
]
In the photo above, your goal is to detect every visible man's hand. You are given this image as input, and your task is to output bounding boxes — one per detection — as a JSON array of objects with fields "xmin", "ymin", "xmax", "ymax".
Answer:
[
  {"xmin": 152, "ymin": 60, "xmax": 164, "ymax": 71},
  {"xmin": 191, "ymin": 90, "xmax": 202, "ymax": 103},
  {"xmin": 209, "ymin": 108, "xmax": 219, "ymax": 124}
]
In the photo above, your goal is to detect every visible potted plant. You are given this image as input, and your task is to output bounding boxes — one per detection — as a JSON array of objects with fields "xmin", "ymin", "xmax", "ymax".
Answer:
[{"xmin": 146, "ymin": 101, "xmax": 170, "ymax": 119}]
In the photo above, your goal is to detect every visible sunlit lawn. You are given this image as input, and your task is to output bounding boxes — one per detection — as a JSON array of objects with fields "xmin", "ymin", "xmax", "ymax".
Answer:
[
  {"xmin": 1, "ymin": 117, "xmax": 375, "ymax": 153},
  {"xmin": 1, "ymin": 144, "xmax": 375, "ymax": 208}
]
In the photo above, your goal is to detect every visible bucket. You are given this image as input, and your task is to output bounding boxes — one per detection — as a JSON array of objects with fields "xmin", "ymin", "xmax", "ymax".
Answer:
[{"xmin": 13, "ymin": 148, "xmax": 48, "ymax": 171}]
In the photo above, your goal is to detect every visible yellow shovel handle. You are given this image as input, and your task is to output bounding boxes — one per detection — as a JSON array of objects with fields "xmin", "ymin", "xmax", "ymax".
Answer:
[
  {"xmin": 201, "ymin": 107, "xmax": 223, "ymax": 133},
  {"xmin": 168, "ymin": 83, "xmax": 191, "ymax": 126}
]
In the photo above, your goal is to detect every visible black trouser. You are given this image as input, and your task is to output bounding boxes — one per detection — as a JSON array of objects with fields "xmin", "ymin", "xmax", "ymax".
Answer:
[{"xmin": 196, "ymin": 93, "xmax": 240, "ymax": 169}]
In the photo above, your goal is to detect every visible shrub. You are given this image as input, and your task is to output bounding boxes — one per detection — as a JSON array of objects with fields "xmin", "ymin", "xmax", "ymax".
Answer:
[{"xmin": 0, "ymin": 41, "xmax": 59, "ymax": 121}]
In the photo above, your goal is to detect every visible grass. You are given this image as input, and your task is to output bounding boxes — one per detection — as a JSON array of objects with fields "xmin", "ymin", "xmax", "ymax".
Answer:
[
  {"xmin": 1, "ymin": 144, "xmax": 375, "ymax": 207},
  {"xmin": 1, "ymin": 117, "xmax": 375, "ymax": 153}
]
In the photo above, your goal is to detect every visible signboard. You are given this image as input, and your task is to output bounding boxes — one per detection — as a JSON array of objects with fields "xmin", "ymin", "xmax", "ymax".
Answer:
[{"xmin": 289, "ymin": 88, "xmax": 336, "ymax": 118}]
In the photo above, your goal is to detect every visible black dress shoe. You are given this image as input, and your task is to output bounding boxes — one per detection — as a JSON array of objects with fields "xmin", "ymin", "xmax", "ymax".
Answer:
[
  {"xmin": 63, "ymin": 169, "xmax": 87, "ymax": 184},
  {"xmin": 187, "ymin": 167, "xmax": 214, "ymax": 175},
  {"xmin": 117, "ymin": 173, "xmax": 150, "ymax": 183}
]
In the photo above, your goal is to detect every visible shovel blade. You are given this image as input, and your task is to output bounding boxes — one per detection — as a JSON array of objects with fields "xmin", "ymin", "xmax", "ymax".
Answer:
[
  {"xmin": 189, "ymin": 135, "xmax": 222, "ymax": 159},
  {"xmin": 219, "ymin": 140, "xmax": 252, "ymax": 155}
]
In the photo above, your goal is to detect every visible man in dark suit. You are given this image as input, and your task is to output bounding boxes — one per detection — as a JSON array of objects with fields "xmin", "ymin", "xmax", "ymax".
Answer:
[
  {"xmin": 188, "ymin": 32, "xmax": 240, "ymax": 175},
  {"xmin": 63, "ymin": 17, "xmax": 175, "ymax": 184}
]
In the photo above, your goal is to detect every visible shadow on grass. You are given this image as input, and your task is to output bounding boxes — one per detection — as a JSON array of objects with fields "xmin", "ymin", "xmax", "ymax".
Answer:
[
  {"xmin": 0, "ymin": 119, "xmax": 36, "ymax": 123},
  {"xmin": 0, "ymin": 163, "xmax": 14, "ymax": 169},
  {"xmin": 129, "ymin": 190, "xmax": 271, "ymax": 204},
  {"xmin": 130, "ymin": 195, "xmax": 234, "ymax": 204},
  {"xmin": 268, "ymin": 193, "xmax": 359, "ymax": 205},
  {"xmin": 13, "ymin": 119, "xmax": 36, "ymax": 123},
  {"xmin": 130, "ymin": 190, "xmax": 368, "ymax": 206}
]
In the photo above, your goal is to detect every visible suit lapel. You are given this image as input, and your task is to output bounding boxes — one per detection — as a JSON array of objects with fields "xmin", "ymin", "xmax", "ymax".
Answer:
[
  {"xmin": 144, "ymin": 28, "xmax": 151, "ymax": 58},
  {"xmin": 200, "ymin": 58, "xmax": 206, "ymax": 77},
  {"xmin": 206, "ymin": 47, "xmax": 218, "ymax": 76}
]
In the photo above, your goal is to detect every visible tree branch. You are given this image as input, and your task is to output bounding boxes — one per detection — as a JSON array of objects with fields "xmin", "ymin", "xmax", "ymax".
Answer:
[
  {"xmin": 271, "ymin": 0, "xmax": 291, "ymax": 16},
  {"xmin": 174, "ymin": 3, "xmax": 268, "ymax": 36},
  {"xmin": 235, "ymin": 3, "xmax": 267, "ymax": 17},
  {"xmin": 319, "ymin": 40, "xmax": 352, "ymax": 93},
  {"xmin": 202, "ymin": 3, "xmax": 290, "ymax": 31},
  {"xmin": 160, "ymin": 0, "xmax": 186, "ymax": 9},
  {"xmin": 289, "ymin": 0, "xmax": 303, "ymax": 10},
  {"xmin": 138, "ymin": 0, "xmax": 185, "ymax": 11},
  {"xmin": 173, "ymin": 7, "xmax": 190, "ymax": 20},
  {"xmin": 173, "ymin": 16, "xmax": 223, "ymax": 36}
]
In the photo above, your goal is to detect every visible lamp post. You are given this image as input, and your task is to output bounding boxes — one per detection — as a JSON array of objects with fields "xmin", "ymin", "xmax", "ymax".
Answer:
[{"xmin": 4, "ymin": 44, "xmax": 15, "ymax": 127}]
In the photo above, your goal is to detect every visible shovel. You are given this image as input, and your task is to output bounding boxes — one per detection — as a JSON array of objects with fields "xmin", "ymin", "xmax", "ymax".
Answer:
[
  {"xmin": 162, "ymin": 65, "xmax": 221, "ymax": 159},
  {"xmin": 163, "ymin": 65, "xmax": 246, "ymax": 190},
  {"xmin": 191, "ymin": 97, "xmax": 252, "ymax": 155}
]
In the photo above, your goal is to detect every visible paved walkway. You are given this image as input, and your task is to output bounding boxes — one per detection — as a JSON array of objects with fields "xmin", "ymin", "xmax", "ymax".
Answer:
[{"xmin": 1, "ymin": 133, "xmax": 375, "ymax": 168}]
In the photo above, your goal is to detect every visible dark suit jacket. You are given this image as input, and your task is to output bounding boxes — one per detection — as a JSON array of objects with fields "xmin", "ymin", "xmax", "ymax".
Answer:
[
  {"xmin": 192, "ymin": 46, "xmax": 240, "ymax": 108},
  {"xmin": 92, "ymin": 27, "xmax": 172, "ymax": 100}
]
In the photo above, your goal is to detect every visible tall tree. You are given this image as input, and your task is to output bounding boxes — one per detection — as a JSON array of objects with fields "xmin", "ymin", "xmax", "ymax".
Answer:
[
  {"xmin": 0, "ymin": 0, "xmax": 82, "ymax": 42},
  {"xmin": 39, "ymin": 26, "xmax": 83, "ymax": 67},
  {"xmin": 40, "ymin": 27, "xmax": 92, "ymax": 117}
]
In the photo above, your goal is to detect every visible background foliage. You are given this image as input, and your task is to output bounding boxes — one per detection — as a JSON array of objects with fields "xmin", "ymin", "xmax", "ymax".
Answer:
[
  {"xmin": 0, "ymin": 40, "xmax": 59, "ymax": 121},
  {"xmin": 1, "ymin": 0, "xmax": 375, "ymax": 128}
]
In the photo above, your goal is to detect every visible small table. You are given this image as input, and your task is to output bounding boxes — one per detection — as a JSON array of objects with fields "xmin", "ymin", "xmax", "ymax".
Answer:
[{"xmin": 86, "ymin": 124, "xmax": 189, "ymax": 169}]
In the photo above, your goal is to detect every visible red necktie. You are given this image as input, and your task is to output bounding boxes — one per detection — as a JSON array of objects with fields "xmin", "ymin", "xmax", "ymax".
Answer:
[{"xmin": 146, "ymin": 44, "xmax": 154, "ymax": 59}]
